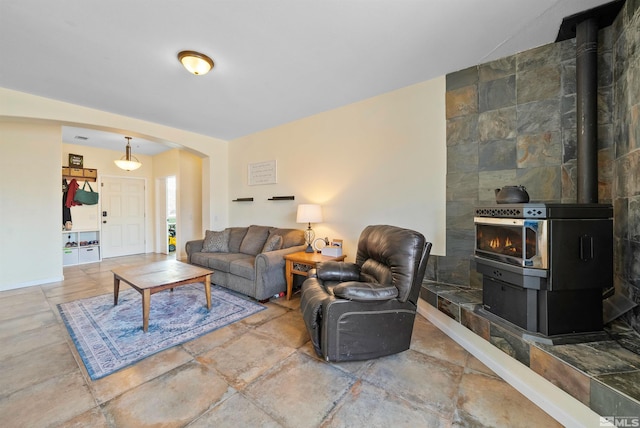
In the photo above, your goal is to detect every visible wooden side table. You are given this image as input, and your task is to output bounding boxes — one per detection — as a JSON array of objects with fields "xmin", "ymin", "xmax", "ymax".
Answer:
[{"xmin": 284, "ymin": 251, "xmax": 347, "ymax": 300}]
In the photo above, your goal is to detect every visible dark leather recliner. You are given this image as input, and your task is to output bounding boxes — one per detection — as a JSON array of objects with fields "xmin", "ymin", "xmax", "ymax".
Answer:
[{"xmin": 300, "ymin": 225, "xmax": 432, "ymax": 362}]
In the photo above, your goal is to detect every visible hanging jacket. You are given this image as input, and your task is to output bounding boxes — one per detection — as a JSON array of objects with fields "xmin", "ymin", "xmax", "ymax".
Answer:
[
  {"xmin": 65, "ymin": 178, "xmax": 82, "ymax": 207},
  {"xmin": 63, "ymin": 179, "xmax": 72, "ymax": 225}
]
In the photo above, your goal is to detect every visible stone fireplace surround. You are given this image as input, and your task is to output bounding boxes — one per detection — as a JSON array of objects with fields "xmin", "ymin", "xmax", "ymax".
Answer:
[{"xmin": 419, "ymin": 0, "xmax": 640, "ymax": 422}]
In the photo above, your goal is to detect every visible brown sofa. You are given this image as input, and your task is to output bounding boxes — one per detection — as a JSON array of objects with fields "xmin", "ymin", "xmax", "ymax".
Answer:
[{"xmin": 185, "ymin": 225, "xmax": 306, "ymax": 301}]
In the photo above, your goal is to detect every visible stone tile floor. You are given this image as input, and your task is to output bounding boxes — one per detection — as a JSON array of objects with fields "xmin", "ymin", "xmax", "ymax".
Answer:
[{"xmin": 0, "ymin": 254, "xmax": 561, "ymax": 427}]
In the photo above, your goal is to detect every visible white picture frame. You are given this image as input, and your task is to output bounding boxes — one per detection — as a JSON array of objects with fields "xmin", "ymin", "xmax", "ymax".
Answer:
[{"xmin": 248, "ymin": 160, "xmax": 277, "ymax": 186}]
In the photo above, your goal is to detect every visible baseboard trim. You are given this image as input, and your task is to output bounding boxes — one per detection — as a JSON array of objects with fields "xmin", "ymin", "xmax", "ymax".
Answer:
[
  {"xmin": 0, "ymin": 275, "xmax": 64, "ymax": 292},
  {"xmin": 417, "ymin": 300, "xmax": 603, "ymax": 428}
]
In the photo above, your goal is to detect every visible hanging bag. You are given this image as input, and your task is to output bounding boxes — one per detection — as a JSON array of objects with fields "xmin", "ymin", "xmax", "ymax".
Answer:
[{"xmin": 74, "ymin": 181, "xmax": 99, "ymax": 205}]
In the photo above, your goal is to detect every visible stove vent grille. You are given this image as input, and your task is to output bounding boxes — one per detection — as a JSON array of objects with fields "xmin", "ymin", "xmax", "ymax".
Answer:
[{"xmin": 475, "ymin": 207, "xmax": 523, "ymax": 217}]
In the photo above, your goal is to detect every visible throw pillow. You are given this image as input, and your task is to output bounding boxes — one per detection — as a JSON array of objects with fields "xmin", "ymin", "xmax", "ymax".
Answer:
[
  {"xmin": 227, "ymin": 227, "xmax": 248, "ymax": 253},
  {"xmin": 272, "ymin": 228, "xmax": 305, "ymax": 248},
  {"xmin": 262, "ymin": 234, "xmax": 283, "ymax": 253},
  {"xmin": 239, "ymin": 225, "xmax": 271, "ymax": 255},
  {"xmin": 202, "ymin": 229, "xmax": 230, "ymax": 253}
]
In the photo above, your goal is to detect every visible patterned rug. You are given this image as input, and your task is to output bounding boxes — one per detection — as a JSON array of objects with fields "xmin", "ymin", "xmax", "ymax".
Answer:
[{"xmin": 58, "ymin": 284, "xmax": 265, "ymax": 380}]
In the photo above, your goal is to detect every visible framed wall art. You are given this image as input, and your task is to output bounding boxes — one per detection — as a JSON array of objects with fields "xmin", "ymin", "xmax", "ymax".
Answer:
[
  {"xmin": 69, "ymin": 153, "xmax": 84, "ymax": 168},
  {"xmin": 248, "ymin": 160, "xmax": 277, "ymax": 185}
]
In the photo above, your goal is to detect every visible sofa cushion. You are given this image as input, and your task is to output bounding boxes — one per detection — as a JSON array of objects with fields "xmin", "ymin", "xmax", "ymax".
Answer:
[
  {"xmin": 202, "ymin": 229, "xmax": 230, "ymax": 252},
  {"xmin": 229, "ymin": 257, "xmax": 256, "ymax": 281},
  {"xmin": 239, "ymin": 225, "xmax": 271, "ymax": 255},
  {"xmin": 190, "ymin": 252, "xmax": 214, "ymax": 268},
  {"xmin": 272, "ymin": 228, "xmax": 306, "ymax": 248},
  {"xmin": 194, "ymin": 252, "xmax": 253, "ymax": 272},
  {"xmin": 262, "ymin": 233, "xmax": 283, "ymax": 252},
  {"xmin": 228, "ymin": 227, "xmax": 248, "ymax": 253}
]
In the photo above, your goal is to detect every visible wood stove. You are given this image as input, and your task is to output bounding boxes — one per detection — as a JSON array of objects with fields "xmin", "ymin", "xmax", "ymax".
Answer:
[{"xmin": 474, "ymin": 203, "xmax": 613, "ymax": 336}]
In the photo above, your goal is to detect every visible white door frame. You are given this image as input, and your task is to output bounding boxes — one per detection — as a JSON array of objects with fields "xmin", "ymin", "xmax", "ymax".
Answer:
[{"xmin": 155, "ymin": 177, "xmax": 168, "ymax": 254}]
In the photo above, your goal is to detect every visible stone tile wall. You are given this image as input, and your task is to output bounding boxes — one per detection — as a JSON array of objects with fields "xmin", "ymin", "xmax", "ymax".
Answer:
[
  {"xmin": 432, "ymin": 0, "xmax": 640, "ymax": 333},
  {"xmin": 612, "ymin": 0, "xmax": 640, "ymax": 332}
]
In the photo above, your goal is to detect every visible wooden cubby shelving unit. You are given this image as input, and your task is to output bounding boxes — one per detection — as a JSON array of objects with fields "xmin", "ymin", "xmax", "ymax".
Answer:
[{"xmin": 62, "ymin": 167, "xmax": 98, "ymax": 182}]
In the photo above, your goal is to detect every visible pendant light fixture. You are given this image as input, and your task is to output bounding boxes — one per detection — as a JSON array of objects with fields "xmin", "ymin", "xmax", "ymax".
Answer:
[
  {"xmin": 178, "ymin": 50, "xmax": 214, "ymax": 75},
  {"xmin": 114, "ymin": 136, "xmax": 142, "ymax": 171}
]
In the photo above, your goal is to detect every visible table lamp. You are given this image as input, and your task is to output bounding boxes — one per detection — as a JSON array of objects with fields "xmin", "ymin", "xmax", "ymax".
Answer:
[{"xmin": 296, "ymin": 204, "xmax": 323, "ymax": 253}]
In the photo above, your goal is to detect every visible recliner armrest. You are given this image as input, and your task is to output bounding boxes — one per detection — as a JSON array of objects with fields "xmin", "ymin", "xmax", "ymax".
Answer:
[
  {"xmin": 316, "ymin": 261, "xmax": 359, "ymax": 282},
  {"xmin": 333, "ymin": 281, "xmax": 398, "ymax": 302}
]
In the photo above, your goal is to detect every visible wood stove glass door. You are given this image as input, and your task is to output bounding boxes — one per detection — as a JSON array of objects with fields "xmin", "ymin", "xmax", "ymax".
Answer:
[{"xmin": 475, "ymin": 218, "xmax": 547, "ymax": 268}]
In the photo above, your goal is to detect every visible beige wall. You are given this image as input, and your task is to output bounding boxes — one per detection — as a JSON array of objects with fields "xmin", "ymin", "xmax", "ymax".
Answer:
[
  {"xmin": 0, "ymin": 75, "xmax": 446, "ymax": 289},
  {"xmin": 0, "ymin": 88, "xmax": 228, "ymax": 232},
  {"xmin": 152, "ymin": 149, "xmax": 202, "ymax": 260},
  {"xmin": 178, "ymin": 151, "xmax": 203, "ymax": 260},
  {"xmin": 0, "ymin": 89, "xmax": 226, "ymax": 291},
  {"xmin": 229, "ymin": 77, "xmax": 446, "ymax": 257},
  {"xmin": 153, "ymin": 149, "xmax": 180, "ymax": 178},
  {"xmin": 0, "ymin": 121, "xmax": 62, "ymax": 288}
]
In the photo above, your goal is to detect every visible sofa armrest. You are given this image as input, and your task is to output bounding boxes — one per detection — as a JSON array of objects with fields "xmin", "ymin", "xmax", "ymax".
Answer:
[
  {"xmin": 185, "ymin": 239, "xmax": 204, "ymax": 263},
  {"xmin": 255, "ymin": 244, "xmax": 307, "ymax": 271},
  {"xmin": 253, "ymin": 244, "xmax": 307, "ymax": 300}
]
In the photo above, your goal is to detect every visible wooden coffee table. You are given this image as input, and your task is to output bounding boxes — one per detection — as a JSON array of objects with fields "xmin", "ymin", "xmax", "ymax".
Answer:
[
  {"xmin": 112, "ymin": 260, "xmax": 213, "ymax": 332},
  {"xmin": 284, "ymin": 251, "xmax": 347, "ymax": 300}
]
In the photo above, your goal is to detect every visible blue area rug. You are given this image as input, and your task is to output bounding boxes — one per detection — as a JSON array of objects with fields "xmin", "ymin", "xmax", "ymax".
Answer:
[{"xmin": 58, "ymin": 284, "xmax": 265, "ymax": 380}]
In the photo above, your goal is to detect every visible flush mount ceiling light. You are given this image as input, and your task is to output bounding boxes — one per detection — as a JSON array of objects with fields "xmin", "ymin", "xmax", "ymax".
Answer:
[
  {"xmin": 178, "ymin": 50, "xmax": 214, "ymax": 75},
  {"xmin": 114, "ymin": 136, "xmax": 142, "ymax": 171}
]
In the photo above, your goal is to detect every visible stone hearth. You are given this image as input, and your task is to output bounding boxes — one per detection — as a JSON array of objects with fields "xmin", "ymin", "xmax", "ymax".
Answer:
[{"xmin": 420, "ymin": 283, "xmax": 640, "ymax": 418}]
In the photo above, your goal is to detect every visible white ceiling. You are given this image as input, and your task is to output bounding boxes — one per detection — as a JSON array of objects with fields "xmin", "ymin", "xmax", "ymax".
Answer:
[
  {"xmin": 61, "ymin": 127, "xmax": 178, "ymax": 156},
  {"xmin": 1, "ymin": 0, "xmax": 613, "ymax": 153}
]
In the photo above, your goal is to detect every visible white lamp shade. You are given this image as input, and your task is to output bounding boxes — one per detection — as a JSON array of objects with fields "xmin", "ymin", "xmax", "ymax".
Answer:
[
  {"xmin": 114, "ymin": 159, "xmax": 142, "ymax": 171},
  {"xmin": 296, "ymin": 204, "xmax": 323, "ymax": 223},
  {"xmin": 114, "ymin": 137, "xmax": 142, "ymax": 171}
]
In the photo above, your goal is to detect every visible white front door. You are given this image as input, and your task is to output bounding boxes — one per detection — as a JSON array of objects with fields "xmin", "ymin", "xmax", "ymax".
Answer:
[{"xmin": 101, "ymin": 177, "xmax": 146, "ymax": 258}]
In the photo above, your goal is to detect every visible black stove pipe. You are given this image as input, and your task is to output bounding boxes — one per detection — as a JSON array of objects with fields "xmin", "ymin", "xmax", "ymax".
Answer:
[
  {"xmin": 576, "ymin": 18, "xmax": 599, "ymax": 204},
  {"xmin": 557, "ymin": 1, "xmax": 625, "ymax": 204}
]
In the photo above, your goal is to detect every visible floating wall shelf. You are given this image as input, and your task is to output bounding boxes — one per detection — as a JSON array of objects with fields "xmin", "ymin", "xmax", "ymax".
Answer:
[{"xmin": 268, "ymin": 196, "xmax": 295, "ymax": 201}]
